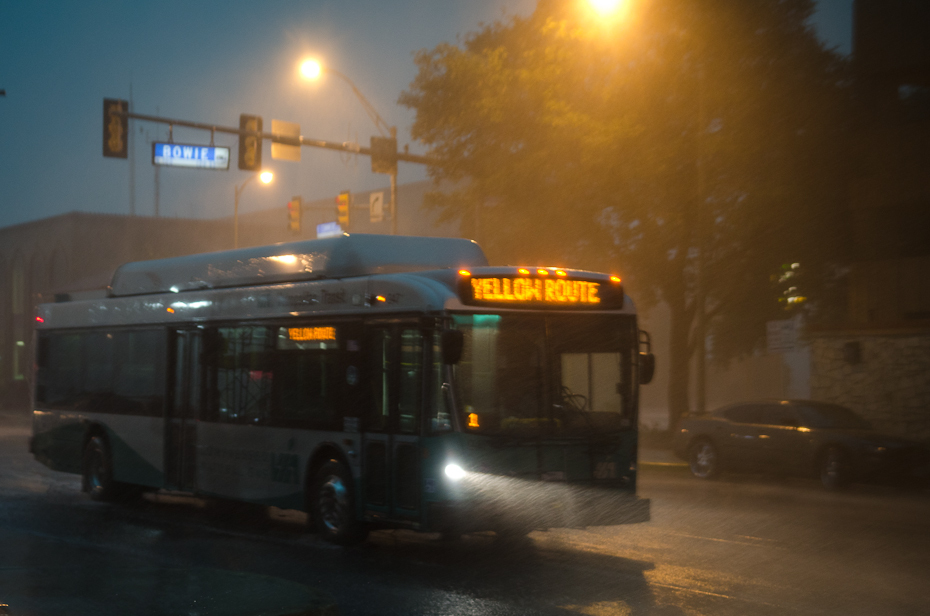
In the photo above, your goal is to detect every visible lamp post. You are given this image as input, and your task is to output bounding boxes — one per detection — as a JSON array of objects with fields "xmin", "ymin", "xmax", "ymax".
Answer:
[
  {"xmin": 234, "ymin": 170, "xmax": 273, "ymax": 249},
  {"xmin": 300, "ymin": 59, "xmax": 399, "ymax": 235}
]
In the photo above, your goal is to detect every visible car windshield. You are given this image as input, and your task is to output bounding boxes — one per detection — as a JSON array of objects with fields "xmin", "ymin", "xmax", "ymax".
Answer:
[
  {"xmin": 797, "ymin": 404, "xmax": 872, "ymax": 430},
  {"xmin": 450, "ymin": 313, "xmax": 637, "ymax": 437}
]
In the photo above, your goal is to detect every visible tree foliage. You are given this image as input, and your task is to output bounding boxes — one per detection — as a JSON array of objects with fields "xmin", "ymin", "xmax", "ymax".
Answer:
[{"xmin": 400, "ymin": 0, "xmax": 851, "ymax": 423}]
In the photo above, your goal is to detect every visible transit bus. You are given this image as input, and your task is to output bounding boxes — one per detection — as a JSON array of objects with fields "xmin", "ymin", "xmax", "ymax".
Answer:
[{"xmin": 31, "ymin": 234, "xmax": 653, "ymax": 544}]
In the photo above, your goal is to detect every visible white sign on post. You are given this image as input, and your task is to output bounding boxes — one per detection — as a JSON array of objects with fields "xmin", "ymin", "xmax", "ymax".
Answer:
[
  {"xmin": 270, "ymin": 119, "xmax": 301, "ymax": 162},
  {"xmin": 370, "ymin": 191, "xmax": 384, "ymax": 223}
]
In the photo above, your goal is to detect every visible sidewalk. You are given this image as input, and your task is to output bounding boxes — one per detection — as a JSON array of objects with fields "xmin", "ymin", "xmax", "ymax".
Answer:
[{"xmin": 639, "ymin": 447, "xmax": 688, "ymax": 471}]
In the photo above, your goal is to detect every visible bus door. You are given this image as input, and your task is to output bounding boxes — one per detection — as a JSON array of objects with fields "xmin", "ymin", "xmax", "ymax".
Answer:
[
  {"xmin": 166, "ymin": 329, "xmax": 201, "ymax": 491},
  {"xmin": 362, "ymin": 325, "xmax": 424, "ymax": 524}
]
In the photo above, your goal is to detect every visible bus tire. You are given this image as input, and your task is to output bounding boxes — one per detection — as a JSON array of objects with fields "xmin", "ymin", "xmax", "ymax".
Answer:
[
  {"xmin": 310, "ymin": 460, "xmax": 368, "ymax": 546},
  {"xmin": 82, "ymin": 435, "xmax": 121, "ymax": 502}
]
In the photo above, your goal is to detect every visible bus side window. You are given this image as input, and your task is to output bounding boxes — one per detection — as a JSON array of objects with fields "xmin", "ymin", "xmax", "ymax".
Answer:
[
  {"xmin": 367, "ymin": 329, "xmax": 391, "ymax": 432},
  {"xmin": 212, "ymin": 327, "xmax": 274, "ymax": 425},
  {"xmin": 429, "ymin": 332, "xmax": 452, "ymax": 433},
  {"xmin": 272, "ymin": 326, "xmax": 341, "ymax": 430},
  {"xmin": 113, "ymin": 330, "xmax": 166, "ymax": 417},
  {"xmin": 36, "ymin": 333, "xmax": 82, "ymax": 410},
  {"xmin": 397, "ymin": 329, "xmax": 422, "ymax": 435},
  {"xmin": 83, "ymin": 332, "xmax": 115, "ymax": 414}
]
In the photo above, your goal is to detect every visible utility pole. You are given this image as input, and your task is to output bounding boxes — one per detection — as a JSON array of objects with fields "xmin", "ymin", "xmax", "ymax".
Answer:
[
  {"xmin": 389, "ymin": 127, "xmax": 398, "ymax": 235},
  {"xmin": 694, "ymin": 43, "xmax": 708, "ymax": 415},
  {"xmin": 154, "ymin": 106, "xmax": 160, "ymax": 217},
  {"xmin": 128, "ymin": 84, "xmax": 136, "ymax": 216}
]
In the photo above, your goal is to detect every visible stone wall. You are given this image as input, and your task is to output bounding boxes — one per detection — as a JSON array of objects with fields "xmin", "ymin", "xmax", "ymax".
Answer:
[{"xmin": 810, "ymin": 331, "xmax": 930, "ymax": 438}]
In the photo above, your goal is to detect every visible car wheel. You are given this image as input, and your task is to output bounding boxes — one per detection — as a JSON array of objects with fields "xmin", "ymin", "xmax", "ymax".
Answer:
[
  {"xmin": 82, "ymin": 435, "xmax": 121, "ymax": 501},
  {"xmin": 310, "ymin": 460, "xmax": 368, "ymax": 545},
  {"xmin": 820, "ymin": 446, "xmax": 851, "ymax": 490},
  {"xmin": 689, "ymin": 439, "xmax": 720, "ymax": 479}
]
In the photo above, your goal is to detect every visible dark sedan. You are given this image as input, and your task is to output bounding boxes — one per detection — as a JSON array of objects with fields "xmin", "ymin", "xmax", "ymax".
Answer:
[{"xmin": 673, "ymin": 400, "xmax": 930, "ymax": 490}]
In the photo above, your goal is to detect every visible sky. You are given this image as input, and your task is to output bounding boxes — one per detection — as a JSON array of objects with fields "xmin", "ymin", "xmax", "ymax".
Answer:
[{"xmin": 0, "ymin": 0, "xmax": 854, "ymax": 230}]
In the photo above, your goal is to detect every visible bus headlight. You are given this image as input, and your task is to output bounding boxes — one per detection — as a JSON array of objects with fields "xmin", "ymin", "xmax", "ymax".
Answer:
[{"xmin": 444, "ymin": 463, "xmax": 466, "ymax": 481}]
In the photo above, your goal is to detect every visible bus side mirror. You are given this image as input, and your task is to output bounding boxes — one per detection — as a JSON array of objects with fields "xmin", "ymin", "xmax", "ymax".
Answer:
[
  {"xmin": 441, "ymin": 330, "xmax": 464, "ymax": 365},
  {"xmin": 639, "ymin": 353, "xmax": 655, "ymax": 385}
]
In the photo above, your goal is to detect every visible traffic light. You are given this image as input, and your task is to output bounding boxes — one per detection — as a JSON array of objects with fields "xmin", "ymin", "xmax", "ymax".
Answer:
[
  {"xmin": 103, "ymin": 98, "xmax": 129, "ymax": 158},
  {"xmin": 287, "ymin": 196, "xmax": 302, "ymax": 233},
  {"xmin": 336, "ymin": 191, "xmax": 350, "ymax": 228},
  {"xmin": 370, "ymin": 136, "xmax": 397, "ymax": 175},
  {"xmin": 238, "ymin": 114, "xmax": 263, "ymax": 171}
]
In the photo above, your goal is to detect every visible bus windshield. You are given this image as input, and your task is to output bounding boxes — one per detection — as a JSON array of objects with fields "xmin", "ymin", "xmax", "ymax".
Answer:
[{"xmin": 451, "ymin": 313, "xmax": 637, "ymax": 437}]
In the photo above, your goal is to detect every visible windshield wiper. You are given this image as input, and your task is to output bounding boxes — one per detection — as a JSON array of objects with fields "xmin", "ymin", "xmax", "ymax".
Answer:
[{"xmin": 553, "ymin": 386, "xmax": 600, "ymax": 434}]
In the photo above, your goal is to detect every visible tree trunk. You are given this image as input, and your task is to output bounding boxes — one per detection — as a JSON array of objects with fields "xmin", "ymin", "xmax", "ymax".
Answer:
[{"xmin": 666, "ymin": 272, "xmax": 692, "ymax": 431}]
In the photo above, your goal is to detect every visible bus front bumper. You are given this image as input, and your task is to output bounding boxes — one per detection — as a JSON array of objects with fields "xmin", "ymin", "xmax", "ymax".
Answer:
[{"xmin": 428, "ymin": 481, "xmax": 650, "ymax": 533}]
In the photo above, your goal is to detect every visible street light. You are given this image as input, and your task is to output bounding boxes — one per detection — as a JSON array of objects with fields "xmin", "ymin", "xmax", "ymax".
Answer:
[
  {"xmin": 587, "ymin": 0, "xmax": 624, "ymax": 17},
  {"xmin": 299, "ymin": 58, "xmax": 399, "ymax": 235},
  {"xmin": 299, "ymin": 59, "xmax": 322, "ymax": 80},
  {"xmin": 234, "ymin": 170, "xmax": 273, "ymax": 249}
]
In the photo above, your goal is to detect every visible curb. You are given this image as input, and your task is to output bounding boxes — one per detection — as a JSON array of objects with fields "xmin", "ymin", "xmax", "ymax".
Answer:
[{"xmin": 639, "ymin": 461, "xmax": 689, "ymax": 472}]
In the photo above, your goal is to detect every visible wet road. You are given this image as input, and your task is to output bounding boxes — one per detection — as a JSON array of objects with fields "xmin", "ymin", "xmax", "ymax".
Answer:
[{"xmin": 2, "ymin": 413, "xmax": 929, "ymax": 616}]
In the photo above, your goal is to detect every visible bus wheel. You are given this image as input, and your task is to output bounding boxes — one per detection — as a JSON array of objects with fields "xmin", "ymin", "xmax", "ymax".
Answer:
[
  {"xmin": 311, "ymin": 461, "xmax": 368, "ymax": 546},
  {"xmin": 83, "ymin": 435, "xmax": 120, "ymax": 502}
]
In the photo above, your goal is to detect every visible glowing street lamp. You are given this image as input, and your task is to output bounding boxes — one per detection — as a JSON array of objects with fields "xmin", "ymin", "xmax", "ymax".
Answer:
[
  {"xmin": 234, "ymin": 170, "xmax": 273, "ymax": 249},
  {"xmin": 588, "ymin": 0, "xmax": 623, "ymax": 16},
  {"xmin": 300, "ymin": 59, "xmax": 323, "ymax": 80}
]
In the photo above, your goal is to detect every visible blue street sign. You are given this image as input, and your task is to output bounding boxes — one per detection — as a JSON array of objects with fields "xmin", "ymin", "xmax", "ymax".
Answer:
[
  {"xmin": 316, "ymin": 222, "xmax": 343, "ymax": 238},
  {"xmin": 152, "ymin": 142, "xmax": 230, "ymax": 170}
]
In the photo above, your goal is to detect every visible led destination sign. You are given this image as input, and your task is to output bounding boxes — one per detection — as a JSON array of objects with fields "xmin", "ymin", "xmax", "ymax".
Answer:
[
  {"xmin": 461, "ymin": 274, "xmax": 624, "ymax": 309},
  {"xmin": 288, "ymin": 327, "xmax": 337, "ymax": 342},
  {"xmin": 152, "ymin": 142, "xmax": 230, "ymax": 170}
]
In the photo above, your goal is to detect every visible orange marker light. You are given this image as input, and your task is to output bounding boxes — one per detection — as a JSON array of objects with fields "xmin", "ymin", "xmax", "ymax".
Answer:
[
  {"xmin": 610, "ymin": 276, "xmax": 622, "ymax": 283},
  {"xmin": 468, "ymin": 413, "xmax": 480, "ymax": 428},
  {"xmin": 537, "ymin": 269, "xmax": 549, "ymax": 276},
  {"xmin": 375, "ymin": 295, "xmax": 386, "ymax": 303},
  {"xmin": 555, "ymin": 270, "xmax": 567, "ymax": 277},
  {"xmin": 518, "ymin": 268, "xmax": 530, "ymax": 275},
  {"xmin": 459, "ymin": 270, "xmax": 471, "ymax": 276},
  {"xmin": 166, "ymin": 307, "xmax": 175, "ymax": 313}
]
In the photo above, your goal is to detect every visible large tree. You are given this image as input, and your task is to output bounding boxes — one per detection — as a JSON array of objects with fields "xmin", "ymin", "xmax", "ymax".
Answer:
[{"xmin": 400, "ymin": 0, "xmax": 850, "ymax": 426}]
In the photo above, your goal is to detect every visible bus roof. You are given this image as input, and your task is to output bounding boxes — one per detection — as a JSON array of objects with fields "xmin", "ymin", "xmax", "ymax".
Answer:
[{"xmin": 109, "ymin": 234, "xmax": 488, "ymax": 297}]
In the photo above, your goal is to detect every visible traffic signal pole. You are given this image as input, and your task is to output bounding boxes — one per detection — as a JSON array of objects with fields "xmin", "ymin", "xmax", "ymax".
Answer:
[
  {"xmin": 107, "ymin": 105, "xmax": 422, "ymax": 236},
  {"xmin": 233, "ymin": 175, "xmax": 259, "ymax": 249},
  {"xmin": 110, "ymin": 109, "xmax": 431, "ymax": 166}
]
